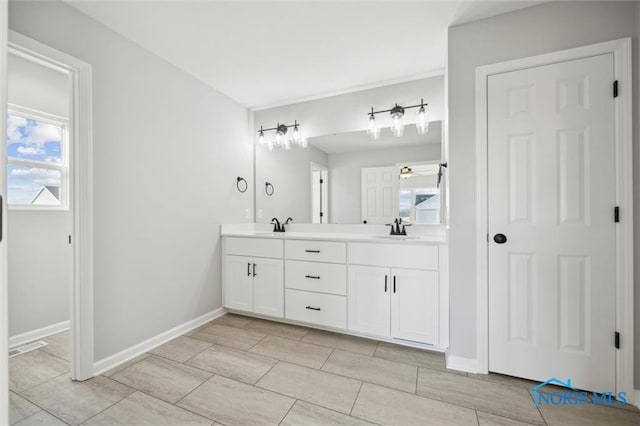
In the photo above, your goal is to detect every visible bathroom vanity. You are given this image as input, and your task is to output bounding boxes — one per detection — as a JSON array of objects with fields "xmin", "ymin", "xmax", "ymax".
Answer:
[{"xmin": 221, "ymin": 225, "xmax": 448, "ymax": 351}]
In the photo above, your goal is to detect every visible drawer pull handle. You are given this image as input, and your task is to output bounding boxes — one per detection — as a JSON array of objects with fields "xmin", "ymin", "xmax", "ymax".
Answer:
[
  {"xmin": 305, "ymin": 275, "xmax": 321, "ymax": 280},
  {"xmin": 305, "ymin": 306, "xmax": 321, "ymax": 311},
  {"xmin": 247, "ymin": 263, "xmax": 251, "ymax": 277},
  {"xmin": 384, "ymin": 275, "xmax": 388, "ymax": 293},
  {"xmin": 305, "ymin": 249, "xmax": 321, "ymax": 253}
]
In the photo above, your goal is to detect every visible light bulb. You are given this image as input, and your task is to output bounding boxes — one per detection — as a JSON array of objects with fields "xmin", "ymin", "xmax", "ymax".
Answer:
[
  {"xmin": 275, "ymin": 130, "xmax": 284, "ymax": 146},
  {"xmin": 267, "ymin": 139, "xmax": 274, "ymax": 151},
  {"xmin": 391, "ymin": 114, "xmax": 404, "ymax": 137},
  {"xmin": 258, "ymin": 130, "xmax": 266, "ymax": 147},
  {"xmin": 416, "ymin": 105, "xmax": 430, "ymax": 135},
  {"xmin": 283, "ymin": 139, "xmax": 291, "ymax": 150},
  {"xmin": 367, "ymin": 113, "xmax": 380, "ymax": 140},
  {"xmin": 390, "ymin": 104, "xmax": 405, "ymax": 137},
  {"xmin": 292, "ymin": 125, "xmax": 301, "ymax": 144}
]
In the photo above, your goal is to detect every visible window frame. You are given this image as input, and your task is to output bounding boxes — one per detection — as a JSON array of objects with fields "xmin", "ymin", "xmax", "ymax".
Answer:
[{"xmin": 7, "ymin": 104, "xmax": 69, "ymax": 211}]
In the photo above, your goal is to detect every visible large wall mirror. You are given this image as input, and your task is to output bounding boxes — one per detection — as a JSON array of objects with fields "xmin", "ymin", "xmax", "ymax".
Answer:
[{"xmin": 255, "ymin": 121, "xmax": 443, "ymax": 225}]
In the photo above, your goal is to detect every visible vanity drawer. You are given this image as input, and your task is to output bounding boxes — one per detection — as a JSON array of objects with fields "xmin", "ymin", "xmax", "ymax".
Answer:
[
  {"xmin": 285, "ymin": 289, "xmax": 346, "ymax": 329},
  {"xmin": 285, "ymin": 240, "xmax": 346, "ymax": 264},
  {"xmin": 225, "ymin": 237, "xmax": 283, "ymax": 258},
  {"xmin": 285, "ymin": 260, "xmax": 346, "ymax": 295},
  {"xmin": 348, "ymin": 243, "xmax": 439, "ymax": 271}
]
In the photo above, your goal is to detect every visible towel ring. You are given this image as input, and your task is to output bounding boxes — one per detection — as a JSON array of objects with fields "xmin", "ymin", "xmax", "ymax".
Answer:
[
  {"xmin": 265, "ymin": 182, "xmax": 274, "ymax": 196},
  {"xmin": 236, "ymin": 177, "xmax": 248, "ymax": 193}
]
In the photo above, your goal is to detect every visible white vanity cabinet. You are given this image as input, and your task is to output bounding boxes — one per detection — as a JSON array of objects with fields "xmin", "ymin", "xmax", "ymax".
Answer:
[
  {"xmin": 223, "ymin": 237, "xmax": 284, "ymax": 318},
  {"xmin": 284, "ymin": 240, "xmax": 347, "ymax": 329},
  {"xmin": 222, "ymin": 233, "xmax": 447, "ymax": 351},
  {"xmin": 348, "ymin": 243, "xmax": 441, "ymax": 346}
]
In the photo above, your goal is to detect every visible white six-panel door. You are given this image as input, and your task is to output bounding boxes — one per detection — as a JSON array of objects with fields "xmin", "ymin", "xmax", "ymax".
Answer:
[
  {"xmin": 487, "ymin": 54, "xmax": 616, "ymax": 391},
  {"xmin": 361, "ymin": 166, "xmax": 398, "ymax": 224}
]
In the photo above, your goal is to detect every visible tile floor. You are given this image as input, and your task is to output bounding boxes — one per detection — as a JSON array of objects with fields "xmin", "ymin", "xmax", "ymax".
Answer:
[{"xmin": 8, "ymin": 314, "xmax": 640, "ymax": 425}]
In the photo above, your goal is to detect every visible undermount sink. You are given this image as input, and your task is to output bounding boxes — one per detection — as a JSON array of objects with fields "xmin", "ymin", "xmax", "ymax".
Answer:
[{"xmin": 374, "ymin": 235, "xmax": 420, "ymax": 240}]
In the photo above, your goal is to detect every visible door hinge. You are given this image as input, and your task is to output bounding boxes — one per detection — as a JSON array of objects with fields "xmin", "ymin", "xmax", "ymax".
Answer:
[
  {"xmin": 68, "ymin": 235, "xmax": 72, "ymax": 244},
  {"xmin": 613, "ymin": 80, "xmax": 619, "ymax": 98},
  {"xmin": 320, "ymin": 178, "xmax": 324, "ymax": 184},
  {"xmin": 615, "ymin": 331, "xmax": 620, "ymax": 349},
  {"xmin": 319, "ymin": 212, "xmax": 324, "ymax": 217},
  {"xmin": 614, "ymin": 206, "xmax": 620, "ymax": 223}
]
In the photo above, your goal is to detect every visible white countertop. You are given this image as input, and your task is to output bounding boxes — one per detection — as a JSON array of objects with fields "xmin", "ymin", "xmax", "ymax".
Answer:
[{"xmin": 221, "ymin": 231, "xmax": 447, "ymax": 245}]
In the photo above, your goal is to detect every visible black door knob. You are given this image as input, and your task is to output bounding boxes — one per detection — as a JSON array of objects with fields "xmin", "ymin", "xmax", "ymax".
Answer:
[{"xmin": 493, "ymin": 233, "xmax": 507, "ymax": 244}]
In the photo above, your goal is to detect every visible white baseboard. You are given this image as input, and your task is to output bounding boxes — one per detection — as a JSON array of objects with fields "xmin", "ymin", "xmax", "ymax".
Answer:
[
  {"xmin": 93, "ymin": 308, "xmax": 226, "ymax": 376},
  {"xmin": 9, "ymin": 320, "xmax": 70, "ymax": 348},
  {"xmin": 445, "ymin": 351, "xmax": 480, "ymax": 374}
]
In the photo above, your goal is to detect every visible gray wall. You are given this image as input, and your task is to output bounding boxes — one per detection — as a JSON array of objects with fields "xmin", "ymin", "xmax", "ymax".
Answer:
[
  {"xmin": 254, "ymin": 76, "xmax": 444, "ymax": 140},
  {"xmin": 8, "ymin": 212, "xmax": 70, "ymax": 337},
  {"xmin": 447, "ymin": 0, "xmax": 639, "ymax": 386},
  {"xmin": 8, "ymin": 52, "xmax": 71, "ymax": 337},
  {"xmin": 328, "ymin": 144, "xmax": 441, "ymax": 224},
  {"xmin": 255, "ymin": 144, "xmax": 328, "ymax": 223},
  {"xmin": 9, "ymin": 1, "xmax": 253, "ymax": 361}
]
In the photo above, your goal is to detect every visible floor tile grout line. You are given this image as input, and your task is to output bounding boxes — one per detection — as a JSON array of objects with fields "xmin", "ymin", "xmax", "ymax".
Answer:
[
  {"xmin": 277, "ymin": 398, "xmax": 298, "ymax": 426},
  {"xmin": 12, "ymin": 392, "xmax": 73, "ymax": 426},
  {"xmin": 252, "ymin": 359, "xmax": 281, "ymax": 386},
  {"xmin": 474, "ymin": 410, "xmax": 480, "ymax": 426},
  {"xmin": 476, "ymin": 408, "xmax": 544, "ymax": 426},
  {"xmin": 318, "ymin": 348, "xmax": 334, "ymax": 370},
  {"xmin": 15, "ymin": 369, "xmax": 69, "ymax": 395},
  {"xmin": 14, "ymin": 408, "xmax": 72, "ymax": 426},
  {"xmin": 72, "ymin": 384, "xmax": 136, "ymax": 426},
  {"xmin": 348, "ymin": 381, "xmax": 364, "ymax": 416}
]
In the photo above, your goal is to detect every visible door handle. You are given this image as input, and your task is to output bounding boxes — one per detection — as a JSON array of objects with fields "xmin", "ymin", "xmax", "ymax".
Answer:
[
  {"xmin": 252, "ymin": 263, "xmax": 257, "ymax": 277},
  {"xmin": 393, "ymin": 276, "xmax": 396, "ymax": 293},
  {"xmin": 493, "ymin": 233, "xmax": 508, "ymax": 244},
  {"xmin": 305, "ymin": 275, "xmax": 320, "ymax": 279},
  {"xmin": 305, "ymin": 306, "xmax": 321, "ymax": 311},
  {"xmin": 247, "ymin": 262, "xmax": 251, "ymax": 276},
  {"xmin": 384, "ymin": 275, "xmax": 388, "ymax": 293},
  {"xmin": 305, "ymin": 249, "xmax": 320, "ymax": 253}
]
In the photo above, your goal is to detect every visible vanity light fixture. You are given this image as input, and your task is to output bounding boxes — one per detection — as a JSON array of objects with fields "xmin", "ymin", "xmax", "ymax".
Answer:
[
  {"xmin": 366, "ymin": 99, "xmax": 430, "ymax": 139},
  {"xmin": 257, "ymin": 121, "xmax": 306, "ymax": 150}
]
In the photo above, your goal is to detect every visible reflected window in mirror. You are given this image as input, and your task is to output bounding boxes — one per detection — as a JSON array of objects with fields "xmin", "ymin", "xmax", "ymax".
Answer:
[{"xmin": 398, "ymin": 163, "xmax": 440, "ymax": 225}]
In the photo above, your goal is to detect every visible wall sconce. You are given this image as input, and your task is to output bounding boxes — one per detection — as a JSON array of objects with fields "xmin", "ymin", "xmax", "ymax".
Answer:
[
  {"xmin": 367, "ymin": 99, "xmax": 430, "ymax": 139},
  {"xmin": 257, "ymin": 120, "xmax": 307, "ymax": 151}
]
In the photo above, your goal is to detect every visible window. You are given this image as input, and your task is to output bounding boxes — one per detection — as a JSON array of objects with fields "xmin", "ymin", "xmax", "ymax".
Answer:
[{"xmin": 7, "ymin": 109, "xmax": 68, "ymax": 208}]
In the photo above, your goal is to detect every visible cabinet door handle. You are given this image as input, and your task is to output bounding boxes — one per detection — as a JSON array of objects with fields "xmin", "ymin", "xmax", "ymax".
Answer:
[
  {"xmin": 305, "ymin": 275, "xmax": 320, "ymax": 280},
  {"xmin": 305, "ymin": 306, "xmax": 321, "ymax": 311},
  {"xmin": 384, "ymin": 275, "xmax": 388, "ymax": 293},
  {"xmin": 253, "ymin": 263, "xmax": 257, "ymax": 277},
  {"xmin": 393, "ymin": 275, "xmax": 396, "ymax": 293},
  {"xmin": 247, "ymin": 263, "xmax": 251, "ymax": 276},
  {"xmin": 305, "ymin": 249, "xmax": 320, "ymax": 253}
]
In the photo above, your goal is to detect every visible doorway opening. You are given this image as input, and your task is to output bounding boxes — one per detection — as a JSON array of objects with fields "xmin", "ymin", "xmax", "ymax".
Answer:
[
  {"xmin": 6, "ymin": 31, "xmax": 94, "ymax": 384},
  {"xmin": 311, "ymin": 162, "xmax": 328, "ymax": 224}
]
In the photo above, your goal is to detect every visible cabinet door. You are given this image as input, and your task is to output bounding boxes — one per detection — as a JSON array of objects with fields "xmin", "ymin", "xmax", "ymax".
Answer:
[
  {"xmin": 391, "ymin": 269, "xmax": 439, "ymax": 345},
  {"xmin": 348, "ymin": 265, "xmax": 390, "ymax": 336},
  {"xmin": 224, "ymin": 255, "xmax": 253, "ymax": 312},
  {"xmin": 253, "ymin": 257, "xmax": 284, "ymax": 318}
]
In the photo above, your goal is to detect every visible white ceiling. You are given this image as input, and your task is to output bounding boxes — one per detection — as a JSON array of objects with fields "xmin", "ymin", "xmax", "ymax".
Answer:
[
  {"xmin": 309, "ymin": 120, "xmax": 442, "ymax": 154},
  {"xmin": 67, "ymin": 1, "xmax": 545, "ymax": 109}
]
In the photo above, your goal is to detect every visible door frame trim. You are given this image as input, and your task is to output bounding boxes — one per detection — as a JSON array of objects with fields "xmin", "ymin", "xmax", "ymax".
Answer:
[
  {"xmin": 475, "ymin": 37, "xmax": 633, "ymax": 396},
  {"xmin": 8, "ymin": 30, "xmax": 95, "ymax": 381}
]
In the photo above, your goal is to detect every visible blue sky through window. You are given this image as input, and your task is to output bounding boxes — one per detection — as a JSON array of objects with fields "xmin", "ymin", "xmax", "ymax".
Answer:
[{"xmin": 7, "ymin": 113, "xmax": 63, "ymax": 205}]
